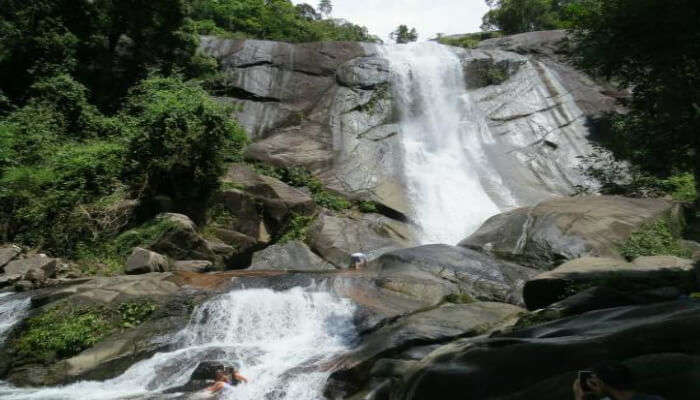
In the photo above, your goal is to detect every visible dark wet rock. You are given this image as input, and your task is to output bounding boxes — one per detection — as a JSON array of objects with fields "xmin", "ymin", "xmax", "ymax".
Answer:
[
  {"xmin": 461, "ymin": 196, "xmax": 679, "ymax": 270},
  {"xmin": 325, "ymin": 302, "xmax": 523, "ymax": 398},
  {"xmin": 523, "ymin": 256, "xmax": 696, "ymax": 310},
  {"xmin": 249, "ymin": 241, "xmax": 335, "ymax": 271},
  {"xmin": 386, "ymin": 300, "xmax": 700, "ymax": 400}
]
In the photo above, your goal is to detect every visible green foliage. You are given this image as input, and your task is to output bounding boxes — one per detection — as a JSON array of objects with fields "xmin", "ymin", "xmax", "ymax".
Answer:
[
  {"xmin": 13, "ymin": 300, "xmax": 159, "ymax": 361},
  {"xmin": 189, "ymin": 0, "xmax": 377, "ymax": 43},
  {"xmin": 358, "ymin": 201, "xmax": 378, "ymax": 213},
  {"xmin": 278, "ymin": 214, "xmax": 315, "ymax": 244},
  {"xmin": 437, "ymin": 31, "xmax": 503, "ymax": 49},
  {"xmin": 119, "ymin": 301, "xmax": 158, "ymax": 328},
  {"xmin": 481, "ymin": 0, "xmax": 565, "ymax": 34},
  {"xmin": 13, "ymin": 305, "xmax": 112, "ymax": 360},
  {"xmin": 0, "ymin": 0, "xmax": 200, "ymax": 110},
  {"xmin": 570, "ymin": 0, "xmax": 699, "ymax": 208},
  {"xmin": 0, "ymin": 139, "xmax": 126, "ymax": 253},
  {"xmin": 620, "ymin": 217, "xmax": 692, "ymax": 260},
  {"xmin": 251, "ymin": 163, "xmax": 351, "ymax": 211},
  {"xmin": 575, "ymin": 146, "xmax": 695, "ymax": 202},
  {"xmin": 390, "ymin": 25, "xmax": 418, "ymax": 44},
  {"xmin": 123, "ymin": 76, "xmax": 248, "ymax": 216}
]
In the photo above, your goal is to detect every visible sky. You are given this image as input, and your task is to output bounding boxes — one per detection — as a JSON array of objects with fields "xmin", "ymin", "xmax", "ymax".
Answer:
[{"xmin": 292, "ymin": 0, "xmax": 490, "ymax": 43}]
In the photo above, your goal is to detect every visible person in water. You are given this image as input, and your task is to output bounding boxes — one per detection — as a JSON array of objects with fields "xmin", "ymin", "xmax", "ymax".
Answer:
[
  {"xmin": 574, "ymin": 361, "xmax": 666, "ymax": 400},
  {"xmin": 229, "ymin": 368, "xmax": 249, "ymax": 385},
  {"xmin": 205, "ymin": 370, "xmax": 230, "ymax": 394},
  {"xmin": 349, "ymin": 253, "xmax": 368, "ymax": 270}
]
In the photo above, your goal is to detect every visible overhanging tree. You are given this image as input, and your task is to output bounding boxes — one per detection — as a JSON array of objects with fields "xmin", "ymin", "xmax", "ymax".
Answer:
[{"xmin": 571, "ymin": 0, "xmax": 700, "ymax": 208}]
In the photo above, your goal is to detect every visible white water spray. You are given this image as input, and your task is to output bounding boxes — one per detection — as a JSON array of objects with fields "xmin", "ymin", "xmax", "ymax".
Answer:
[
  {"xmin": 380, "ymin": 42, "xmax": 514, "ymax": 245},
  {"xmin": 0, "ymin": 287, "xmax": 356, "ymax": 400}
]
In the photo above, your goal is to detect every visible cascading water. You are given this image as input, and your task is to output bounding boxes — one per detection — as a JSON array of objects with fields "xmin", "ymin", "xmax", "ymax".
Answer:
[
  {"xmin": 380, "ymin": 42, "xmax": 516, "ymax": 245},
  {"xmin": 0, "ymin": 287, "xmax": 356, "ymax": 400},
  {"xmin": 0, "ymin": 292, "xmax": 31, "ymax": 342}
]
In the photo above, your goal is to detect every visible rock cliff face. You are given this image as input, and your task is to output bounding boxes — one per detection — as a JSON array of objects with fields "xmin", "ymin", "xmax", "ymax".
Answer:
[{"xmin": 199, "ymin": 31, "xmax": 622, "ymax": 221}]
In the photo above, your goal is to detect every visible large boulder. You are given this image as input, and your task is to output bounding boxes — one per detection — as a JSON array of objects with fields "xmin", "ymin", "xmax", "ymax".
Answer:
[
  {"xmin": 326, "ymin": 301, "xmax": 524, "ymax": 398},
  {"xmin": 374, "ymin": 245, "xmax": 538, "ymax": 306},
  {"xmin": 249, "ymin": 241, "xmax": 335, "ymax": 271},
  {"xmin": 125, "ymin": 248, "xmax": 169, "ymax": 275},
  {"xmin": 3, "ymin": 254, "xmax": 58, "ymax": 290},
  {"xmin": 148, "ymin": 213, "xmax": 220, "ymax": 264},
  {"xmin": 386, "ymin": 300, "xmax": 700, "ymax": 400},
  {"xmin": 523, "ymin": 256, "xmax": 697, "ymax": 310},
  {"xmin": 0, "ymin": 245, "xmax": 21, "ymax": 270},
  {"xmin": 460, "ymin": 196, "xmax": 680, "ymax": 270},
  {"xmin": 219, "ymin": 163, "xmax": 315, "ymax": 236},
  {"xmin": 307, "ymin": 212, "xmax": 417, "ymax": 268}
]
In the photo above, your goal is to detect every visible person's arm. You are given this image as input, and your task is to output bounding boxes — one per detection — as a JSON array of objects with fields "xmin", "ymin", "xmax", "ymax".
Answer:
[
  {"xmin": 573, "ymin": 378, "xmax": 585, "ymax": 400},
  {"xmin": 206, "ymin": 381, "xmax": 226, "ymax": 393},
  {"xmin": 234, "ymin": 372, "xmax": 249, "ymax": 383}
]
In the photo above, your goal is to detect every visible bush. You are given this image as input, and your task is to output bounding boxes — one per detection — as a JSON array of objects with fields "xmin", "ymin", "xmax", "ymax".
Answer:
[
  {"xmin": 122, "ymin": 76, "xmax": 248, "ymax": 217},
  {"xmin": 0, "ymin": 140, "xmax": 126, "ymax": 253},
  {"xmin": 620, "ymin": 217, "xmax": 692, "ymax": 260},
  {"xmin": 13, "ymin": 305, "xmax": 112, "ymax": 359},
  {"xmin": 278, "ymin": 214, "xmax": 314, "ymax": 244}
]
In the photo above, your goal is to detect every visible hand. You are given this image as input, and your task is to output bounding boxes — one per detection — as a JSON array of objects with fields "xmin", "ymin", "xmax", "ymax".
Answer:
[
  {"xmin": 588, "ymin": 375, "xmax": 604, "ymax": 395},
  {"xmin": 573, "ymin": 378, "xmax": 585, "ymax": 400}
]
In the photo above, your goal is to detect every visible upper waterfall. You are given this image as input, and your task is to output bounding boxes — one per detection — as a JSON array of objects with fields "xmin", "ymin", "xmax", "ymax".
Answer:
[{"xmin": 379, "ymin": 42, "xmax": 516, "ymax": 245}]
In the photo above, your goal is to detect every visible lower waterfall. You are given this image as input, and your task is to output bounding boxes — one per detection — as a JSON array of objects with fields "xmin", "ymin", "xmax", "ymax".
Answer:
[
  {"xmin": 0, "ymin": 288, "xmax": 356, "ymax": 400},
  {"xmin": 380, "ymin": 42, "xmax": 515, "ymax": 245}
]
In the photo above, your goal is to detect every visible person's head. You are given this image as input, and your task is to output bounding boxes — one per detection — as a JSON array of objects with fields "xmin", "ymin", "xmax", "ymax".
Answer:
[
  {"xmin": 590, "ymin": 361, "xmax": 634, "ymax": 394},
  {"xmin": 215, "ymin": 370, "xmax": 227, "ymax": 382}
]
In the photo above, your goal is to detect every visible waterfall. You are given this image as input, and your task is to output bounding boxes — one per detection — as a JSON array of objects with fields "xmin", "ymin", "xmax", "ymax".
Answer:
[
  {"xmin": 0, "ymin": 287, "xmax": 356, "ymax": 400},
  {"xmin": 379, "ymin": 42, "xmax": 515, "ymax": 245},
  {"xmin": 0, "ymin": 292, "xmax": 31, "ymax": 343}
]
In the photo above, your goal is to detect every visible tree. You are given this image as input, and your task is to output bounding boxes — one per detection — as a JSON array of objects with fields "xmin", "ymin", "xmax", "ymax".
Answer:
[
  {"xmin": 481, "ymin": 0, "xmax": 562, "ymax": 34},
  {"xmin": 571, "ymin": 0, "xmax": 700, "ymax": 208},
  {"xmin": 390, "ymin": 25, "xmax": 418, "ymax": 44},
  {"xmin": 318, "ymin": 0, "xmax": 333, "ymax": 18},
  {"xmin": 296, "ymin": 3, "xmax": 321, "ymax": 20}
]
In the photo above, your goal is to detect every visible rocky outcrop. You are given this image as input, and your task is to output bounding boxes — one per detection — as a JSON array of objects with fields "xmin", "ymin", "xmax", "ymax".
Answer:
[
  {"xmin": 0, "ymin": 273, "xmax": 205, "ymax": 386},
  {"xmin": 325, "ymin": 301, "xmax": 523, "ymax": 398},
  {"xmin": 219, "ymin": 163, "xmax": 315, "ymax": 236},
  {"xmin": 373, "ymin": 245, "xmax": 538, "ymax": 306},
  {"xmin": 307, "ymin": 212, "xmax": 417, "ymax": 268},
  {"xmin": 249, "ymin": 241, "xmax": 335, "ymax": 271},
  {"xmin": 523, "ymin": 256, "xmax": 697, "ymax": 310},
  {"xmin": 387, "ymin": 300, "xmax": 700, "ymax": 400},
  {"xmin": 200, "ymin": 31, "xmax": 618, "ymax": 218},
  {"xmin": 149, "ymin": 213, "xmax": 223, "ymax": 265},
  {"xmin": 460, "ymin": 196, "xmax": 680, "ymax": 269}
]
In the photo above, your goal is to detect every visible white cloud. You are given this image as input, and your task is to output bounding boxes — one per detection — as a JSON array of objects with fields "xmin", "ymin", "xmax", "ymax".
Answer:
[{"xmin": 292, "ymin": 0, "xmax": 489, "ymax": 43}]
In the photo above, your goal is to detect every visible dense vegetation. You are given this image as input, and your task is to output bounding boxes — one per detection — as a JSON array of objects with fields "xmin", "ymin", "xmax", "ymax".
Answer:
[
  {"xmin": 481, "ymin": 0, "xmax": 594, "ymax": 34},
  {"xmin": 0, "ymin": 0, "xmax": 376, "ymax": 260},
  {"xmin": 189, "ymin": 0, "xmax": 378, "ymax": 43}
]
